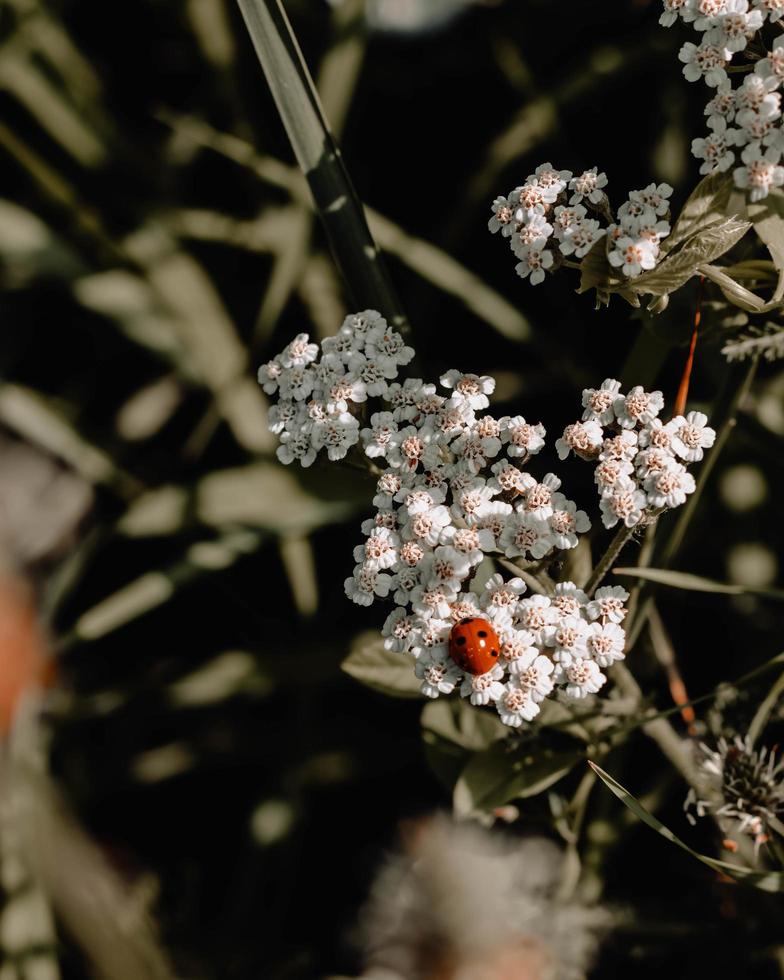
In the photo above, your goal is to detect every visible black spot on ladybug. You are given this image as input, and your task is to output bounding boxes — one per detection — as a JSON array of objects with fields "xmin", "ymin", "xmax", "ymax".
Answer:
[
  {"xmin": 477, "ymin": 629, "xmax": 488, "ymax": 638},
  {"xmin": 460, "ymin": 618, "xmax": 474, "ymax": 625},
  {"xmin": 491, "ymin": 649, "xmax": 499, "ymax": 657},
  {"xmin": 455, "ymin": 635, "xmax": 467, "ymax": 645}
]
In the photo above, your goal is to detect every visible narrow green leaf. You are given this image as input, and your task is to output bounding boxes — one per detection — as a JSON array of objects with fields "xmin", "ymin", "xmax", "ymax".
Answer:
[
  {"xmin": 341, "ymin": 632, "xmax": 424, "ymax": 699},
  {"xmin": 590, "ymin": 762, "xmax": 784, "ymax": 892},
  {"xmin": 613, "ymin": 566, "xmax": 784, "ymax": 601}
]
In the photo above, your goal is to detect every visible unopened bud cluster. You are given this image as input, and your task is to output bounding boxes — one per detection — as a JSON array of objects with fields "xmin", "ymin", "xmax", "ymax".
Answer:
[
  {"xmin": 556, "ymin": 379, "xmax": 716, "ymax": 529},
  {"xmin": 663, "ymin": 0, "xmax": 784, "ymax": 200},
  {"xmin": 489, "ymin": 164, "xmax": 673, "ymax": 284}
]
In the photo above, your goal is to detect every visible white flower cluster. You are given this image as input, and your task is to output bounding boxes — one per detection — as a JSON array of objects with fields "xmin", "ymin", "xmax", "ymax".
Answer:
[
  {"xmin": 662, "ymin": 0, "xmax": 784, "ymax": 200},
  {"xmin": 258, "ymin": 310, "xmax": 414, "ymax": 467},
  {"xmin": 259, "ymin": 314, "xmax": 648, "ymax": 726},
  {"xmin": 489, "ymin": 163, "xmax": 673, "ymax": 283},
  {"xmin": 556, "ymin": 378, "xmax": 716, "ymax": 529}
]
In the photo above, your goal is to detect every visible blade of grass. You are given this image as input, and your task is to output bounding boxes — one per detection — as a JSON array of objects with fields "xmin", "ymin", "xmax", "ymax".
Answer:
[
  {"xmin": 613, "ymin": 565, "xmax": 784, "ymax": 601},
  {"xmin": 590, "ymin": 762, "xmax": 784, "ymax": 893},
  {"xmin": 234, "ymin": 0, "xmax": 410, "ymax": 333}
]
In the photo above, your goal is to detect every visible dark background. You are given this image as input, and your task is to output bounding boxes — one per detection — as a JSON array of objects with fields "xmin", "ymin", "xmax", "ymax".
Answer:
[{"xmin": 1, "ymin": 0, "xmax": 784, "ymax": 976}]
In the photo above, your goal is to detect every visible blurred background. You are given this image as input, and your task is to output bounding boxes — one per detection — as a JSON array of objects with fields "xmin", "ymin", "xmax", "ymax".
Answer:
[{"xmin": 1, "ymin": 0, "xmax": 784, "ymax": 977}]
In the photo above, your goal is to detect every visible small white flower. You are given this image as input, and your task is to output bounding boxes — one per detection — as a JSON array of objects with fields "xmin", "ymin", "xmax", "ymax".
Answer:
[
  {"xmin": 326, "ymin": 373, "xmax": 367, "ymax": 414},
  {"xmin": 516, "ymin": 653, "xmax": 555, "ymax": 701},
  {"xmin": 586, "ymin": 585, "xmax": 630, "ymax": 624},
  {"xmin": 753, "ymin": 0, "xmax": 784, "ymax": 22},
  {"xmin": 735, "ymin": 73, "xmax": 780, "ymax": 117},
  {"xmin": 373, "ymin": 471, "xmax": 404, "ymax": 509},
  {"xmin": 594, "ymin": 457, "xmax": 635, "ymax": 493},
  {"xmin": 635, "ymin": 445, "xmax": 678, "ymax": 481},
  {"xmin": 411, "ymin": 581, "xmax": 458, "ymax": 620},
  {"xmin": 552, "ymin": 581, "xmax": 589, "ymax": 617},
  {"xmin": 278, "ymin": 365, "xmax": 317, "ymax": 402},
  {"xmin": 518, "ymin": 473, "xmax": 562, "ymax": 520},
  {"xmin": 529, "ymin": 162, "xmax": 573, "ymax": 195},
  {"xmin": 558, "ymin": 659, "xmax": 606, "ymax": 699},
  {"xmin": 488, "ymin": 195, "xmax": 517, "ymax": 236},
  {"xmin": 450, "ymin": 428, "xmax": 502, "ymax": 474},
  {"xmin": 514, "ymin": 239, "xmax": 554, "ymax": 285},
  {"xmin": 439, "ymin": 370, "xmax": 496, "ymax": 411},
  {"xmin": 347, "ymin": 352, "xmax": 395, "ymax": 396},
  {"xmin": 268, "ymin": 399, "xmax": 304, "ymax": 435},
  {"xmin": 354, "ymin": 526, "xmax": 400, "ymax": 572},
  {"xmin": 487, "ymin": 459, "xmax": 527, "ymax": 496},
  {"xmin": 512, "ymin": 179, "xmax": 559, "ymax": 214},
  {"xmin": 678, "ymin": 40, "xmax": 731, "ymax": 87},
  {"xmin": 629, "ymin": 182, "xmax": 674, "ymax": 217},
  {"xmin": 600, "ymin": 430, "xmax": 639, "ymax": 462},
  {"xmin": 516, "ymin": 595, "xmax": 557, "ymax": 639},
  {"xmin": 705, "ymin": 83, "xmax": 736, "ymax": 128},
  {"xmin": 422, "ymin": 546, "xmax": 474, "ymax": 591},
  {"xmin": 568, "ymin": 167, "xmax": 609, "ymax": 205},
  {"xmin": 391, "ymin": 566, "xmax": 423, "ymax": 605},
  {"xmin": 545, "ymin": 614, "xmax": 588, "ymax": 666},
  {"xmin": 474, "ymin": 499, "xmax": 514, "ymax": 546},
  {"xmin": 608, "ymin": 236, "xmax": 658, "ymax": 278},
  {"xmin": 496, "ymin": 680, "xmax": 541, "ymax": 725},
  {"xmin": 276, "ymin": 430, "xmax": 317, "ymax": 468},
  {"xmin": 482, "ymin": 572, "xmax": 527, "ymax": 609},
  {"xmin": 280, "ymin": 332, "xmax": 320, "ymax": 370},
  {"xmin": 258, "ymin": 358, "xmax": 283, "ymax": 394},
  {"xmin": 660, "ymin": 0, "xmax": 690, "ymax": 27},
  {"xmin": 692, "ymin": 119, "xmax": 736, "ymax": 174},
  {"xmin": 460, "ymin": 664, "xmax": 505, "ymax": 705},
  {"xmin": 438, "ymin": 525, "xmax": 494, "ymax": 565},
  {"xmin": 401, "ymin": 503, "xmax": 452, "ymax": 548},
  {"xmin": 638, "ymin": 418, "xmax": 676, "ymax": 452},
  {"xmin": 644, "ymin": 462, "xmax": 697, "ymax": 509},
  {"xmin": 552, "ymin": 204, "xmax": 587, "ymax": 239},
  {"xmin": 733, "ymin": 143, "xmax": 784, "ymax": 201},
  {"xmin": 706, "ymin": 1, "xmax": 764, "ymax": 53},
  {"xmin": 511, "ymin": 209, "xmax": 554, "ymax": 251},
  {"xmin": 397, "ymin": 485, "xmax": 447, "ymax": 513},
  {"xmin": 557, "ymin": 218, "xmax": 606, "ymax": 258},
  {"xmin": 499, "ymin": 510, "xmax": 552, "ymax": 560},
  {"xmin": 365, "ymin": 323, "xmax": 415, "ymax": 376},
  {"xmin": 312, "ymin": 411, "xmax": 360, "ymax": 461},
  {"xmin": 498, "ymin": 416, "xmax": 546, "ymax": 459},
  {"xmin": 498, "ymin": 628, "xmax": 539, "ymax": 675},
  {"xmin": 387, "ymin": 424, "xmax": 439, "ymax": 472},
  {"xmin": 556, "ymin": 419, "xmax": 605, "ymax": 461},
  {"xmin": 586, "ymin": 622, "xmax": 627, "ymax": 668},
  {"xmin": 416, "ymin": 648, "xmax": 463, "ymax": 699},
  {"xmin": 755, "ymin": 33, "xmax": 784, "ymax": 83},
  {"xmin": 599, "ymin": 479, "xmax": 649, "ymax": 529},
  {"xmin": 668, "ymin": 411, "xmax": 716, "ymax": 462},
  {"xmin": 548, "ymin": 495, "xmax": 591, "ymax": 550},
  {"xmin": 381, "ymin": 608, "xmax": 419, "ymax": 653},
  {"xmin": 614, "ymin": 386, "xmax": 665, "ymax": 428},
  {"xmin": 361, "ymin": 411, "xmax": 398, "ymax": 459},
  {"xmin": 450, "ymin": 478, "xmax": 495, "ymax": 526},
  {"xmin": 345, "ymin": 562, "xmax": 392, "ymax": 606}
]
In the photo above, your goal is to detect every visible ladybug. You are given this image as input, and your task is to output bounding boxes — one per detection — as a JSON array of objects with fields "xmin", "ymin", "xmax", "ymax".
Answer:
[{"xmin": 448, "ymin": 617, "xmax": 500, "ymax": 675}]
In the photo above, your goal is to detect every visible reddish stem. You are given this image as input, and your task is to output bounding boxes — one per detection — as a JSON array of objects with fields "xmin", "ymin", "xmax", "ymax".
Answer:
[{"xmin": 673, "ymin": 275, "xmax": 703, "ymax": 417}]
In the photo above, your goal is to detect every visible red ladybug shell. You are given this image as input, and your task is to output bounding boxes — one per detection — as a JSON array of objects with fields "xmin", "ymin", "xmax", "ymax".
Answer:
[{"xmin": 448, "ymin": 617, "xmax": 500, "ymax": 675}]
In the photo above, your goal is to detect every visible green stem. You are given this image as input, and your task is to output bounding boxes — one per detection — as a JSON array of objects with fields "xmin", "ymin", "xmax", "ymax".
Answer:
[
  {"xmin": 584, "ymin": 524, "xmax": 637, "ymax": 597},
  {"xmin": 747, "ymin": 670, "xmax": 784, "ymax": 748},
  {"xmin": 234, "ymin": 0, "xmax": 410, "ymax": 334}
]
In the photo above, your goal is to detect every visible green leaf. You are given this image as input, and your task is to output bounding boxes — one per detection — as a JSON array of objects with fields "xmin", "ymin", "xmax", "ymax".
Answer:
[
  {"xmin": 665, "ymin": 171, "xmax": 734, "ymax": 253},
  {"xmin": 631, "ymin": 216, "xmax": 751, "ymax": 297},
  {"xmin": 421, "ymin": 698, "xmax": 507, "ymax": 752},
  {"xmin": 612, "ymin": 566, "xmax": 784, "ymax": 601},
  {"xmin": 576, "ymin": 236, "xmax": 623, "ymax": 302},
  {"xmin": 453, "ymin": 741, "xmax": 581, "ymax": 817},
  {"xmin": 341, "ymin": 632, "xmax": 424, "ymax": 699},
  {"xmin": 748, "ymin": 188, "xmax": 784, "ymax": 272},
  {"xmin": 590, "ymin": 763, "xmax": 784, "ymax": 893}
]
